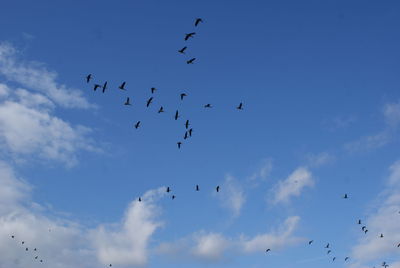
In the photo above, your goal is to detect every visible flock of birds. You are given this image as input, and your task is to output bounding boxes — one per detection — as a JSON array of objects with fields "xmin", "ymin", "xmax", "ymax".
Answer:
[
  {"xmin": 6, "ymin": 18, "xmax": 400, "ymax": 268},
  {"xmin": 85, "ymin": 17, "xmax": 243, "ymax": 150}
]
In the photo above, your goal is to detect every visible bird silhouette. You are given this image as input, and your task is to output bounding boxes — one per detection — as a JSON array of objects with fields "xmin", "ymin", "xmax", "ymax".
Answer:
[
  {"xmin": 22, "ymin": 241, "xmax": 24, "ymax": 245},
  {"xmin": 35, "ymin": 256, "xmax": 38, "ymax": 259},
  {"xmin": 332, "ymin": 257, "xmax": 336, "ymax": 262},
  {"xmin": 93, "ymin": 84, "xmax": 101, "ymax": 91},
  {"xmin": 102, "ymin": 81, "xmax": 108, "ymax": 93},
  {"xmin": 364, "ymin": 229, "xmax": 368, "ymax": 234},
  {"xmin": 194, "ymin": 18, "xmax": 203, "ymax": 26},
  {"xmin": 151, "ymin": 87, "xmax": 157, "ymax": 94},
  {"xmin": 397, "ymin": 243, "xmax": 400, "ymax": 247},
  {"xmin": 175, "ymin": 110, "xmax": 179, "ymax": 120},
  {"xmin": 237, "ymin": 102, "xmax": 243, "ymax": 110},
  {"xmin": 134, "ymin": 121, "xmax": 140, "ymax": 129},
  {"xmin": 184, "ymin": 132, "xmax": 188, "ymax": 140},
  {"xmin": 362, "ymin": 226, "xmax": 366, "ymax": 231},
  {"xmin": 358, "ymin": 219, "xmax": 362, "ymax": 224},
  {"xmin": 325, "ymin": 243, "xmax": 330, "ymax": 248},
  {"xmin": 166, "ymin": 187, "xmax": 171, "ymax": 193},
  {"xmin": 138, "ymin": 197, "xmax": 142, "ymax": 202},
  {"xmin": 177, "ymin": 142, "xmax": 182, "ymax": 149},
  {"xmin": 185, "ymin": 120, "xmax": 190, "ymax": 129},
  {"xmin": 308, "ymin": 240, "xmax": 313, "ymax": 245},
  {"xmin": 25, "ymin": 248, "xmax": 28, "ymax": 251},
  {"xmin": 184, "ymin": 32, "xmax": 196, "ymax": 41},
  {"xmin": 180, "ymin": 93, "xmax": 187, "ymax": 100},
  {"xmin": 34, "ymin": 248, "xmax": 37, "ymax": 251},
  {"xmin": 186, "ymin": 58, "xmax": 196, "ymax": 64},
  {"xmin": 266, "ymin": 249, "xmax": 271, "ymax": 253},
  {"xmin": 380, "ymin": 234, "xmax": 384, "ymax": 238},
  {"xmin": 178, "ymin": 46, "xmax": 187, "ymax": 54},
  {"xmin": 188, "ymin": 128, "xmax": 193, "ymax": 137},
  {"xmin": 216, "ymin": 186, "xmax": 220, "ymax": 192},
  {"xmin": 343, "ymin": 194, "xmax": 348, "ymax": 199},
  {"xmin": 124, "ymin": 97, "xmax": 131, "ymax": 105},
  {"xmin": 11, "ymin": 235, "xmax": 14, "ymax": 239},
  {"xmin": 345, "ymin": 257, "xmax": 349, "ymax": 261},
  {"xmin": 196, "ymin": 185, "xmax": 199, "ymax": 191},
  {"xmin": 146, "ymin": 97, "xmax": 153, "ymax": 107},
  {"xmin": 86, "ymin": 74, "xmax": 92, "ymax": 83},
  {"xmin": 327, "ymin": 250, "xmax": 331, "ymax": 254},
  {"xmin": 119, "ymin": 82, "xmax": 126, "ymax": 90},
  {"xmin": 204, "ymin": 104, "xmax": 212, "ymax": 108},
  {"xmin": 172, "ymin": 195, "xmax": 176, "ymax": 200},
  {"xmin": 158, "ymin": 106, "xmax": 164, "ymax": 113}
]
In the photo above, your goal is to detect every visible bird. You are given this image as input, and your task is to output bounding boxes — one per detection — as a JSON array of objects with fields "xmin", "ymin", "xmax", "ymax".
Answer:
[
  {"xmin": 184, "ymin": 32, "xmax": 196, "ymax": 41},
  {"xmin": 397, "ymin": 243, "xmax": 400, "ymax": 247},
  {"xmin": 22, "ymin": 241, "xmax": 25, "ymax": 245},
  {"xmin": 266, "ymin": 249, "xmax": 271, "ymax": 253},
  {"xmin": 138, "ymin": 197, "xmax": 142, "ymax": 202},
  {"xmin": 93, "ymin": 84, "xmax": 101, "ymax": 91},
  {"xmin": 184, "ymin": 132, "xmax": 188, "ymax": 140},
  {"xmin": 109, "ymin": 265, "xmax": 112, "ymax": 267},
  {"xmin": 345, "ymin": 257, "xmax": 349, "ymax": 261},
  {"xmin": 86, "ymin": 74, "xmax": 92, "ymax": 83},
  {"xmin": 134, "ymin": 121, "xmax": 140, "ymax": 129},
  {"xmin": 188, "ymin": 128, "xmax": 193, "ymax": 137},
  {"xmin": 308, "ymin": 240, "xmax": 313, "ymax": 245},
  {"xmin": 194, "ymin": 18, "xmax": 203, "ymax": 26},
  {"xmin": 151, "ymin": 87, "xmax": 157, "ymax": 94},
  {"xmin": 185, "ymin": 120, "xmax": 190, "ymax": 129},
  {"xmin": 237, "ymin": 102, "xmax": 243, "ymax": 110},
  {"xmin": 102, "ymin": 81, "xmax": 108, "ymax": 93},
  {"xmin": 172, "ymin": 195, "xmax": 176, "ymax": 200},
  {"xmin": 175, "ymin": 110, "xmax": 179, "ymax": 120},
  {"xmin": 327, "ymin": 250, "xmax": 331, "ymax": 254},
  {"xmin": 204, "ymin": 104, "xmax": 212, "ymax": 108},
  {"xmin": 365, "ymin": 229, "xmax": 368, "ymax": 234},
  {"xmin": 380, "ymin": 234, "xmax": 384, "ymax": 238},
  {"xmin": 11, "ymin": 235, "xmax": 14, "ymax": 239},
  {"xmin": 34, "ymin": 248, "xmax": 37, "ymax": 251},
  {"xmin": 40, "ymin": 260, "xmax": 43, "ymax": 263},
  {"xmin": 343, "ymin": 194, "xmax": 348, "ymax": 199},
  {"xmin": 216, "ymin": 186, "xmax": 220, "ymax": 192},
  {"xmin": 25, "ymin": 248, "xmax": 28, "ymax": 251},
  {"xmin": 358, "ymin": 219, "xmax": 362, "ymax": 224},
  {"xmin": 35, "ymin": 256, "xmax": 38, "ymax": 259},
  {"xmin": 166, "ymin": 187, "xmax": 171, "ymax": 193},
  {"xmin": 119, "ymin": 82, "xmax": 126, "ymax": 90},
  {"xmin": 178, "ymin": 46, "xmax": 187, "ymax": 54},
  {"xmin": 146, "ymin": 97, "xmax": 153, "ymax": 107},
  {"xmin": 196, "ymin": 185, "xmax": 199, "ymax": 191},
  {"xmin": 158, "ymin": 106, "xmax": 164, "ymax": 113},
  {"xmin": 186, "ymin": 58, "xmax": 196, "ymax": 64},
  {"xmin": 180, "ymin": 93, "xmax": 187, "ymax": 100},
  {"xmin": 124, "ymin": 97, "xmax": 131, "ymax": 105},
  {"xmin": 362, "ymin": 226, "xmax": 367, "ymax": 231},
  {"xmin": 332, "ymin": 257, "xmax": 336, "ymax": 262},
  {"xmin": 325, "ymin": 243, "xmax": 330, "ymax": 248},
  {"xmin": 177, "ymin": 142, "xmax": 182, "ymax": 149}
]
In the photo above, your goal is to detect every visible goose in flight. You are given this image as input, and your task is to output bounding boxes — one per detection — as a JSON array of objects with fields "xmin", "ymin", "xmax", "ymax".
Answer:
[
  {"xmin": 11, "ymin": 235, "xmax": 14, "ymax": 239},
  {"xmin": 124, "ymin": 97, "xmax": 131, "ymax": 105},
  {"xmin": 358, "ymin": 219, "xmax": 361, "ymax": 224},
  {"xmin": 327, "ymin": 250, "xmax": 331, "ymax": 254},
  {"xmin": 216, "ymin": 186, "xmax": 220, "ymax": 192},
  {"xmin": 93, "ymin": 84, "xmax": 101, "ymax": 91},
  {"xmin": 204, "ymin": 104, "xmax": 212, "ymax": 108},
  {"xmin": 178, "ymin": 46, "xmax": 187, "ymax": 54},
  {"xmin": 188, "ymin": 128, "xmax": 193, "ymax": 137},
  {"xmin": 177, "ymin": 142, "xmax": 182, "ymax": 149},
  {"xmin": 187, "ymin": 58, "xmax": 196, "ymax": 64},
  {"xmin": 151, "ymin": 87, "xmax": 157, "ymax": 94},
  {"xmin": 102, "ymin": 81, "xmax": 108, "ymax": 93},
  {"xmin": 184, "ymin": 132, "xmax": 188, "ymax": 140},
  {"xmin": 196, "ymin": 185, "xmax": 199, "ymax": 191},
  {"xmin": 185, "ymin": 32, "xmax": 196, "ymax": 41},
  {"xmin": 345, "ymin": 257, "xmax": 349, "ymax": 261},
  {"xmin": 175, "ymin": 110, "xmax": 179, "ymax": 120},
  {"xmin": 86, "ymin": 74, "xmax": 92, "ymax": 83},
  {"xmin": 325, "ymin": 243, "xmax": 330, "ymax": 248},
  {"xmin": 332, "ymin": 257, "xmax": 336, "ymax": 262},
  {"xmin": 172, "ymin": 195, "xmax": 176, "ymax": 200},
  {"xmin": 343, "ymin": 194, "xmax": 348, "ymax": 199},
  {"xmin": 134, "ymin": 121, "xmax": 140, "ymax": 129},
  {"xmin": 146, "ymin": 97, "xmax": 153, "ymax": 107},
  {"xmin": 158, "ymin": 106, "xmax": 164, "ymax": 113},
  {"xmin": 380, "ymin": 234, "xmax": 384, "ymax": 238},
  {"xmin": 185, "ymin": 120, "xmax": 190, "ymax": 129},
  {"xmin": 308, "ymin": 240, "xmax": 313, "ymax": 245},
  {"xmin": 265, "ymin": 249, "xmax": 271, "ymax": 253},
  {"xmin": 180, "ymin": 93, "xmax": 187, "ymax": 100},
  {"xmin": 138, "ymin": 197, "xmax": 142, "ymax": 202},
  {"xmin": 166, "ymin": 187, "xmax": 171, "ymax": 193},
  {"xmin": 195, "ymin": 18, "xmax": 203, "ymax": 26},
  {"xmin": 119, "ymin": 82, "xmax": 126, "ymax": 90},
  {"xmin": 237, "ymin": 102, "xmax": 243, "ymax": 110}
]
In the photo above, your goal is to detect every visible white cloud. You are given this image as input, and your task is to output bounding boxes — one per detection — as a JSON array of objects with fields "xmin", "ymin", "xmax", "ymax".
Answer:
[
  {"xmin": 0, "ymin": 83, "xmax": 10, "ymax": 97},
  {"xmin": 0, "ymin": 42, "xmax": 92, "ymax": 109},
  {"xmin": 215, "ymin": 175, "xmax": 245, "ymax": 217},
  {"xmin": 383, "ymin": 100, "xmax": 400, "ymax": 128},
  {"xmin": 191, "ymin": 232, "xmax": 230, "ymax": 261},
  {"xmin": 306, "ymin": 152, "xmax": 334, "ymax": 167},
  {"xmin": 351, "ymin": 160, "xmax": 400, "ymax": 266},
  {"xmin": 271, "ymin": 167, "xmax": 314, "ymax": 204},
  {"xmin": 248, "ymin": 158, "xmax": 273, "ymax": 182}
]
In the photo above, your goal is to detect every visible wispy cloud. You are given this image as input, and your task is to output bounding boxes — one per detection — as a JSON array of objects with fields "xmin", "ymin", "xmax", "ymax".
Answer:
[{"xmin": 215, "ymin": 175, "xmax": 246, "ymax": 218}]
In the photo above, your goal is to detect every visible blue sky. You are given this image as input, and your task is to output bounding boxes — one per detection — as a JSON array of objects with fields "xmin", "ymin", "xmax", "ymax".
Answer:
[{"xmin": 0, "ymin": 0, "xmax": 400, "ymax": 267}]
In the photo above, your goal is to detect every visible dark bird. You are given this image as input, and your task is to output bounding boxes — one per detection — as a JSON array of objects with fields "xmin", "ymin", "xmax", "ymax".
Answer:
[
  {"xmin": 308, "ymin": 240, "xmax": 313, "ymax": 245},
  {"xmin": 26, "ymin": 248, "xmax": 28, "ymax": 251},
  {"xmin": 102, "ymin": 81, "xmax": 108, "ymax": 93},
  {"xmin": 345, "ymin": 257, "xmax": 349, "ymax": 261},
  {"xmin": 186, "ymin": 58, "xmax": 196, "ymax": 64},
  {"xmin": 11, "ymin": 235, "xmax": 14, "ymax": 238},
  {"xmin": 40, "ymin": 260, "xmax": 43, "ymax": 263},
  {"xmin": 185, "ymin": 120, "xmax": 190, "ymax": 129},
  {"xmin": 175, "ymin": 110, "xmax": 179, "ymax": 120},
  {"xmin": 178, "ymin": 46, "xmax": 187, "ymax": 54},
  {"xmin": 151, "ymin": 87, "xmax": 157, "ymax": 94},
  {"xmin": 380, "ymin": 234, "xmax": 384, "ymax": 238},
  {"xmin": 146, "ymin": 97, "xmax": 153, "ymax": 107},
  {"xmin": 134, "ymin": 121, "xmax": 140, "ymax": 129},
  {"xmin": 119, "ymin": 82, "xmax": 126, "ymax": 90},
  {"xmin": 34, "ymin": 248, "xmax": 37, "ymax": 251},
  {"xmin": 266, "ymin": 249, "xmax": 271, "ymax": 253},
  {"xmin": 204, "ymin": 104, "xmax": 212, "ymax": 108},
  {"xmin": 177, "ymin": 142, "xmax": 182, "ymax": 149},
  {"xmin": 327, "ymin": 250, "xmax": 331, "ymax": 254},
  {"xmin": 124, "ymin": 97, "xmax": 131, "ymax": 105},
  {"xmin": 188, "ymin": 128, "xmax": 193, "ymax": 137},
  {"xmin": 343, "ymin": 194, "xmax": 348, "ymax": 199},
  {"xmin": 109, "ymin": 265, "xmax": 112, "ymax": 267},
  {"xmin": 196, "ymin": 185, "xmax": 199, "ymax": 191},
  {"xmin": 358, "ymin": 219, "xmax": 362, "ymax": 224},
  {"xmin": 166, "ymin": 187, "xmax": 171, "ymax": 193},
  {"xmin": 332, "ymin": 257, "xmax": 336, "ymax": 262},
  {"xmin": 184, "ymin": 32, "xmax": 196, "ymax": 41},
  {"xmin": 365, "ymin": 229, "xmax": 368, "ymax": 234},
  {"xmin": 158, "ymin": 106, "xmax": 164, "ymax": 113},
  {"xmin": 138, "ymin": 197, "xmax": 142, "ymax": 202},
  {"xmin": 362, "ymin": 226, "xmax": 367, "ymax": 231},
  {"xmin": 325, "ymin": 243, "xmax": 330, "ymax": 248},
  {"xmin": 93, "ymin": 84, "xmax": 101, "ymax": 91},
  {"xmin": 172, "ymin": 195, "xmax": 176, "ymax": 200},
  {"xmin": 194, "ymin": 18, "xmax": 203, "ymax": 27},
  {"xmin": 397, "ymin": 243, "xmax": 400, "ymax": 247},
  {"xmin": 86, "ymin": 74, "xmax": 92, "ymax": 83},
  {"xmin": 35, "ymin": 256, "xmax": 38, "ymax": 259},
  {"xmin": 180, "ymin": 93, "xmax": 187, "ymax": 100},
  {"xmin": 216, "ymin": 186, "xmax": 220, "ymax": 192},
  {"xmin": 184, "ymin": 132, "xmax": 188, "ymax": 140},
  {"xmin": 22, "ymin": 241, "xmax": 25, "ymax": 245},
  {"xmin": 237, "ymin": 102, "xmax": 243, "ymax": 110}
]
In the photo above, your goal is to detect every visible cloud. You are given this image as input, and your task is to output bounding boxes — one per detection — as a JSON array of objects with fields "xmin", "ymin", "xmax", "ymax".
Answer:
[
  {"xmin": 215, "ymin": 175, "xmax": 245, "ymax": 217},
  {"xmin": 351, "ymin": 160, "xmax": 400, "ymax": 266},
  {"xmin": 248, "ymin": 158, "xmax": 273, "ymax": 182},
  {"xmin": 306, "ymin": 152, "xmax": 334, "ymax": 168},
  {"xmin": 191, "ymin": 232, "xmax": 230, "ymax": 261},
  {"xmin": 383, "ymin": 100, "xmax": 400, "ymax": 128},
  {"xmin": 0, "ymin": 42, "xmax": 92, "ymax": 109},
  {"xmin": 271, "ymin": 167, "xmax": 314, "ymax": 204}
]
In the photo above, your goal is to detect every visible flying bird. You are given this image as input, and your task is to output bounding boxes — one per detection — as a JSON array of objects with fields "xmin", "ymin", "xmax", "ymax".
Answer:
[
  {"xmin": 308, "ymin": 240, "xmax": 313, "ymax": 245},
  {"xmin": 25, "ymin": 248, "xmax": 28, "ymax": 251},
  {"xmin": 146, "ymin": 97, "xmax": 153, "ymax": 107},
  {"xmin": 204, "ymin": 104, "xmax": 212, "ymax": 108},
  {"xmin": 380, "ymin": 234, "xmax": 384, "ymax": 238},
  {"xmin": 138, "ymin": 197, "xmax": 142, "ymax": 202},
  {"xmin": 365, "ymin": 229, "xmax": 368, "ymax": 234},
  {"xmin": 327, "ymin": 250, "xmax": 331, "ymax": 254},
  {"xmin": 102, "ymin": 81, "xmax": 108, "ymax": 93},
  {"xmin": 196, "ymin": 185, "xmax": 199, "ymax": 191},
  {"xmin": 237, "ymin": 102, "xmax": 243, "ymax": 110},
  {"xmin": 124, "ymin": 97, "xmax": 131, "ymax": 105},
  {"xmin": 119, "ymin": 82, "xmax": 126, "ymax": 90},
  {"xmin": 216, "ymin": 186, "xmax": 220, "ymax": 192},
  {"xmin": 184, "ymin": 32, "xmax": 196, "ymax": 41},
  {"xmin": 332, "ymin": 257, "xmax": 336, "ymax": 262},
  {"xmin": 325, "ymin": 243, "xmax": 330, "ymax": 248},
  {"xmin": 186, "ymin": 58, "xmax": 196, "ymax": 64},
  {"xmin": 158, "ymin": 106, "xmax": 164, "ymax": 113},
  {"xmin": 358, "ymin": 219, "xmax": 362, "ymax": 224},
  {"xmin": 178, "ymin": 46, "xmax": 187, "ymax": 54},
  {"xmin": 362, "ymin": 226, "xmax": 367, "ymax": 231},
  {"xmin": 172, "ymin": 195, "xmax": 176, "ymax": 200},
  {"xmin": 166, "ymin": 187, "xmax": 171, "ymax": 193},
  {"xmin": 266, "ymin": 249, "xmax": 271, "ymax": 253},
  {"xmin": 397, "ymin": 243, "xmax": 400, "ymax": 247},
  {"xmin": 175, "ymin": 110, "xmax": 179, "ymax": 120},
  {"xmin": 343, "ymin": 194, "xmax": 348, "ymax": 199},
  {"xmin": 11, "ymin": 235, "xmax": 14, "ymax": 239},
  {"xmin": 151, "ymin": 87, "xmax": 157, "ymax": 94},
  {"xmin": 185, "ymin": 120, "xmax": 190, "ymax": 129},
  {"xmin": 22, "ymin": 241, "xmax": 25, "ymax": 245},
  {"xmin": 194, "ymin": 18, "xmax": 203, "ymax": 26},
  {"xmin": 345, "ymin": 257, "xmax": 349, "ymax": 261},
  {"xmin": 184, "ymin": 132, "xmax": 188, "ymax": 140},
  {"xmin": 180, "ymin": 93, "xmax": 187, "ymax": 100},
  {"xmin": 86, "ymin": 74, "xmax": 92, "ymax": 83},
  {"xmin": 134, "ymin": 121, "xmax": 140, "ymax": 129},
  {"xmin": 177, "ymin": 142, "xmax": 182, "ymax": 149},
  {"xmin": 93, "ymin": 84, "xmax": 101, "ymax": 91}
]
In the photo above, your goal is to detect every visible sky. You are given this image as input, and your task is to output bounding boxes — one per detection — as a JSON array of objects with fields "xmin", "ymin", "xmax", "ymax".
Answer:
[{"xmin": 0, "ymin": 0, "xmax": 400, "ymax": 267}]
